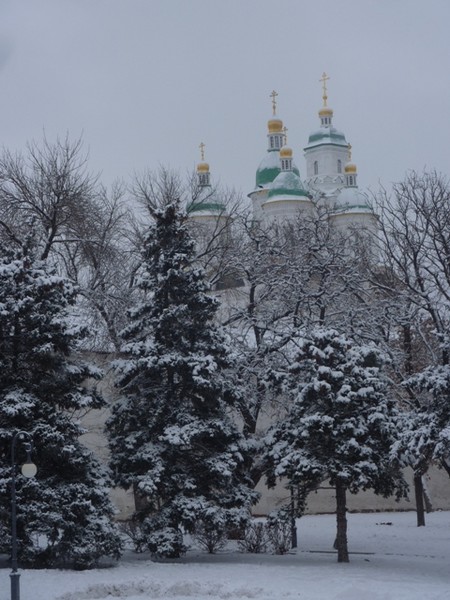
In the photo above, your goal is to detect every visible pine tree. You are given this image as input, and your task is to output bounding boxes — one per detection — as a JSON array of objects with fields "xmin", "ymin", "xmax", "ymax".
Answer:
[
  {"xmin": 392, "ymin": 359, "xmax": 450, "ymax": 525},
  {"xmin": 107, "ymin": 198, "xmax": 257, "ymax": 557},
  {"xmin": 0, "ymin": 240, "xmax": 122, "ymax": 568},
  {"xmin": 265, "ymin": 328, "xmax": 406, "ymax": 562}
]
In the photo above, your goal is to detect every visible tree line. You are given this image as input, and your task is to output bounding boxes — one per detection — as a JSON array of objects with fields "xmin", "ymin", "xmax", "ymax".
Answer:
[{"xmin": 0, "ymin": 136, "xmax": 449, "ymax": 567}]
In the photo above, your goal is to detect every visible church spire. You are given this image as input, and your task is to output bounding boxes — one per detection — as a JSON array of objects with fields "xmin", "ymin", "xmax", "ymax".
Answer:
[
  {"xmin": 196, "ymin": 142, "xmax": 210, "ymax": 187},
  {"xmin": 318, "ymin": 72, "xmax": 334, "ymax": 128},
  {"xmin": 267, "ymin": 90, "xmax": 284, "ymax": 150},
  {"xmin": 344, "ymin": 143, "xmax": 358, "ymax": 187}
]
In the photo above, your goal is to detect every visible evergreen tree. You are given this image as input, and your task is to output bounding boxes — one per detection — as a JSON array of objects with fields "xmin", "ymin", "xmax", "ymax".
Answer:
[
  {"xmin": 0, "ymin": 240, "xmax": 122, "ymax": 568},
  {"xmin": 107, "ymin": 197, "xmax": 257, "ymax": 557},
  {"xmin": 265, "ymin": 328, "xmax": 407, "ymax": 562},
  {"xmin": 392, "ymin": 359, "xmax": 450, "ymax": 525}
]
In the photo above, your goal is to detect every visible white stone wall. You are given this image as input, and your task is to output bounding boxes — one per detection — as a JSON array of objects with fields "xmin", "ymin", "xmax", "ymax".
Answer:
[
  {"xmin": 304, "ymin": 144, "xmax": 348, "ymax": 188},
  {"xmin": 261, "ymin": 198, "xmax": 315, "ymax": 224}
]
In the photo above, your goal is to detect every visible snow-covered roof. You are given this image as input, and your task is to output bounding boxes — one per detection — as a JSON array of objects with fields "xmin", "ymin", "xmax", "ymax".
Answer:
[
  {"xmin": 268, "ymin": 170, "xmax": 310, "ymax": 200},
  {"xmin": 305, "ymin": 126, "xmax": 348, "ymax": 149}
]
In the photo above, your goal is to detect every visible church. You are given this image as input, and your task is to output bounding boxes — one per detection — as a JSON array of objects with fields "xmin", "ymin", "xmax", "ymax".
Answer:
[{"xmin": 188, "ymin": 74, "xmax": 378, "ymax": 238}]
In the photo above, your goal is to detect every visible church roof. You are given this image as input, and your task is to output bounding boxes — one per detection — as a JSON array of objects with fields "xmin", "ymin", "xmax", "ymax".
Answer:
[
  {"xmin": 333, "ymin": 186, "xmax": 372, "ymax": 212},
  {"xmin": 255, "ymin": 150, "xmax": 281, "ymax": 188},
  {"xmin": 255, "ymin": 151, "xmax": 301, "ymax": 189},
  {"xmin": 305, "ymin": 126, "xmax": 348, "ymax": 149},
  {"xmin": 268, "ymin": 170, "xmax": 310, "ymax": 200}
]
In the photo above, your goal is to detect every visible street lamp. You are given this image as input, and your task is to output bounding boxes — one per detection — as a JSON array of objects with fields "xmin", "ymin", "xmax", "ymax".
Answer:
[{"xmin": 10, "ymin": 431, "xmax": 37, "ymax": 600}]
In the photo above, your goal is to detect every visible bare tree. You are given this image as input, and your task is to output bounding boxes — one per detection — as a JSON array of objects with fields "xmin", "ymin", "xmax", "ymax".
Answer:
[
  {"xmin": 0, "ymin": 135, "xmax": 136, "ymax": 351},
  {"xmin": 373, "ymin": 170, "xmax": 450, "ymax": 525},
  {"xmin": 219, "ymin": 208, "xmax": 373, "ymax": 486}
]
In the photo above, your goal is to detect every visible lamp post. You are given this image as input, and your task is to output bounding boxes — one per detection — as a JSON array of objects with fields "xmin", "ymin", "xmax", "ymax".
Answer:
[{"xmin": 10, "ymin": 431, "xmax": 37, "ymax": 600}]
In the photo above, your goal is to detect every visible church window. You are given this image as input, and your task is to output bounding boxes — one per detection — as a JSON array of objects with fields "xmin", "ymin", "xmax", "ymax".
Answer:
[
  {"xmin": 337, "ymin": 159, "xmax": 342, "ymax": 173},
  {"xmin": 270, "ymin": 137, "xmax": 274, "ymax": 149},
  {"xmin": 314, "ymin": 161, "xmax": 318, "ymax": 175},
  {"xmin": 348, "ymin": 175, "xmax": 354, "ymax": 186}
]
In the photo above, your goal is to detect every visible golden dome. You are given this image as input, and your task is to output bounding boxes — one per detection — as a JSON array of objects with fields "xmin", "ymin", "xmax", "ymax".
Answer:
[
  {"xmin": 319, "ymin": 107, "xmax": 333, "ymax": 117},
  {"xmin": 280, "ymin": 146, "xmax": 293, "ymax": 158},
  {"xmin": 344, "ymin": 162, "xmax": 357, "ymax": 174},
  {"xmin": 197, "ymin": 162, "xmax": 210, "ymax": 173},
  {"xmin": 268, "ymin": 118, "xmax": 283, "ymax": 133}
]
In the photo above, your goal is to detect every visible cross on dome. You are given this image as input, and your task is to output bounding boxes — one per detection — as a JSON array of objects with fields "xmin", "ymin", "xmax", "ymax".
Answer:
[
  {"xmin": 270, "ymin": 90, "xmax": 278, "ymax": 116},
  {"xmin": 320, "ymin": 72, "xmax": 330, "ymax": 107},
  {"xmin": 199, "ymin": 142, "xmax": 206, "ymax": 161}
]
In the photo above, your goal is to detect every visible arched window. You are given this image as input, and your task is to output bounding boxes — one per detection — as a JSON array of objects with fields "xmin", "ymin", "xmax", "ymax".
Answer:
[
  {"xmin": 337, "ymin": 159, "xmax": 342, "ymax": 173},
  {"xmin": 314, "ymin": 161, "xmax": 318, "ymax": 175}
]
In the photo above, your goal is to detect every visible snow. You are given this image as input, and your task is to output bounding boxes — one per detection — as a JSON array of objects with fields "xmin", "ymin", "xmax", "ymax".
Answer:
[{"xmin": 3, "ymin": 510, "xmax": 449, "ymax": 600}]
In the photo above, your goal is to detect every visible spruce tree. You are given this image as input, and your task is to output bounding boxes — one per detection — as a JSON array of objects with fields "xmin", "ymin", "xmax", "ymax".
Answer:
[
  {"xmin": 265, "ymin": 328, "xmax": 406, "ymax": 562},
  {"xmin": 107, "ymin": 198, "xmax": 256, "ymax": 557},
  {"xmin": 0, "ymin": 241, "xmax": 122, "ymax": 568}
]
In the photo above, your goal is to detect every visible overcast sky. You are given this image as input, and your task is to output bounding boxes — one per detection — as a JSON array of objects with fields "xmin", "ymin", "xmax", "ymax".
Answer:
[{"xmin": 1, "ymin": 0, "xmax": 449, "ymax": 200}]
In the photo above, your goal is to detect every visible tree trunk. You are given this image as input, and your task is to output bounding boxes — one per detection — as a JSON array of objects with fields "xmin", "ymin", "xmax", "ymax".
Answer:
[
  {"xmin": 335, "ymin": 481, "xmax": 349, "ymax": 562},
  {"xmin": 422, "ymin": 475, "xmax": 433, "ymax": 513},
  {"xmin": 290, "ymin": 487, "xmax": 297, "ymax": 549},
  {"xmin": 414, "ymin": 474, "xmax": 426, "ymax": 527}
]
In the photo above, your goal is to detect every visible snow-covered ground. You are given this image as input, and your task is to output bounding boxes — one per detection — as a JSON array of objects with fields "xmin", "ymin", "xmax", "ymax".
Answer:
[{"xmin": 2, "ymin": 511, "xmax": 449, "ymax": 600}]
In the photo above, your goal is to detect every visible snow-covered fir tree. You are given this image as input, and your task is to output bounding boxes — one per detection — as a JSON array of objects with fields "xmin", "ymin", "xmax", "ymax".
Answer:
[
  {"xmin": 265, "ymin": 328, "xmax": 407, "ymax": 562},
  {"xmin": 0, "ymin": 240, "xmax": 122, "ymax": 568},
  {"xmin": 391, "ymin": 354, "xmax": 450, "ymax": 525},
  {"xmin": 107, "ymin": 195, "xmax": 257, "ymax": 558}
]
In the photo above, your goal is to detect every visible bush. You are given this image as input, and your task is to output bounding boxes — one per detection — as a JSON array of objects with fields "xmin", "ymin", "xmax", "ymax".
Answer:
[
  {"xmin": 238, "ymin": 521, "xmax": 269, "ymax": 553},
  {"xmin": 238, "ymin": 515, "xmax": 293, "ymax": 555},
  {"xmin": 192, "ymin": 521, "xmax": 228, "ymax": 554},
  {"xmin": 266, "ymin": 513, "xmax": 292, "ymax": 555}
]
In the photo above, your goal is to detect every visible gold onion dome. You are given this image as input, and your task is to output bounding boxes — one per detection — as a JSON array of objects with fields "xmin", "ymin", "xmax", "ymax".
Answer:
[
  {"xmin": 280, "ymin": 146, "xmax": 293, "ymax": 158},
  {"xmin": 319, "ymin": 106, "xmax": 333, "ymax": 117},
  {"xmin": 267, "ymin": 117, "xmax": 283, "ymax": 133}
]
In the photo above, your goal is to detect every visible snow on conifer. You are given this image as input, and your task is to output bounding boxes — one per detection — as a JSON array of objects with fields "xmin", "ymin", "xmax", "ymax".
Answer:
[
  {"xmin": 107, "ymin": 195, "xmax": 257, "ymax": 558},
  {"xmin": 265, "ymin": 328, "xmax": 407, "ymax": 562},
  {"xmin": 0, "ymin": 242, "xmax": 122, "ymax": 568}
]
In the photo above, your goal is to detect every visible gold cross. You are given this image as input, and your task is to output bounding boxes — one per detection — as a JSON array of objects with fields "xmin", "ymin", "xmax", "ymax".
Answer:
[
  {"xmin": 348, "ymin": 143, "xmax": 352, "ymax": 161},
  {"xmin": 319, "ymin": 72, "xmax": 330, "ymax": 107},
  {"xmin": 283, "ymin": 126, "xmax": 288, "ymax": 145},
  {"xmin": 199, "ymin": 142, "xmax": 205, "ymax": 161},
  {"xmin": 270, "ymin": 90, "xmax": 278, "ymax": 116}
]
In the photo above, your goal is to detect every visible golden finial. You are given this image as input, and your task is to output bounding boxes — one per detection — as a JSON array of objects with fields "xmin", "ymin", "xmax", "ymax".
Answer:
[
  {"xmin": 270, "ymin": 90, "xmax": 278, "ymax": 116},
  {"xmin": 347, "ymin": 143, "xmax": 352, "ymax": 161},
  {"xmin": 319, "ymin": 72, "xmax": 330, "ymax": 107},
  {"xmin": 283, "ymin": 126, "xmax": 288, "ymax": 145},
  {"xmin": 199, "ymin": 142, "xmax": 205, "ymax": 161}
]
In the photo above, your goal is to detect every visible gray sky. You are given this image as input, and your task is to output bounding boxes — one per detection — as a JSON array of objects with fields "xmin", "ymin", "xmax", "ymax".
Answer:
[{"xmin": 1, "ymin": 0, "xmax": 449, "ymax": 199}]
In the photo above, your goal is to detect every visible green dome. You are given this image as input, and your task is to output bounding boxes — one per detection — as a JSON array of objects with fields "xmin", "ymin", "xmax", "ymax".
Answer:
[
  {"xmin": 255, "ymin": 150, "xmax": 281, "ymax": 187},
  {"xmin": 255, "ymin": 151, "xmax": 301, "ymax": 188},
  {"xmin": 305, "ymin": 127, "xmax": 348, "ymax": 149},
  {"xmin": 187, "ymin": 201, "xmax": 226, "ymax": 214},
  {"xmin": 333, "ymin": 187, "xmax": 372, "ymax": 212},
  {"xmin": 268, "ymin": 171, "xmax": 309, "ymax": 200},
  {"xmin": 187, "ymin": 187, "xmax": 226, "ymax": 215}
]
